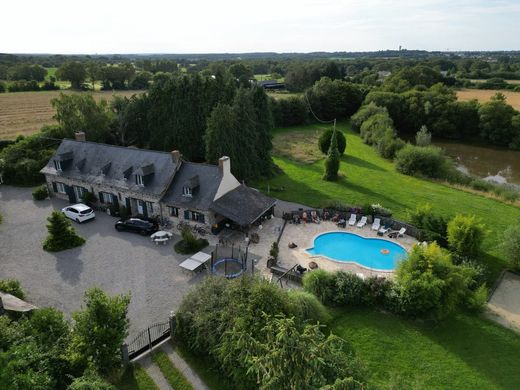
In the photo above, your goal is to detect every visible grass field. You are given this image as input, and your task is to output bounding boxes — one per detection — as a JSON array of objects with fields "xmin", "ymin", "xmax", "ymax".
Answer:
[
  {"xmin": 266, "ymin": 91, "xmax": 302, "ymax": 100},
  {"xmin": 0, "ymin": 90, "xmax": 143, "ymax": 139},
  {"xmin": 152, "ymin": 351, "xmax": 193, "ymax": 390},
  {"xmin": 331, "ymin": 308, "xmax": 520, "ymax": 389},
  {"xmin": 255, "ymin": 121, "xmax": 520, "ymax": 283},
  {"xmin": 457, "ymin": 88, "xmax": 520, "ymax": 110},
  {"xmin": 470, "ymin": 79, "xmax": 520, "ymax": 85},
  {"xmin": 112, "ymin": 364, "xmax": 158, "ymax": 390}
]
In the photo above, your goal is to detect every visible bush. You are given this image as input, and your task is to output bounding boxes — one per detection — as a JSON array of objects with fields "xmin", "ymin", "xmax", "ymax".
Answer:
[
  {"xmin": 351, "ymin": 102, "xmax": 387, "ymax": 132},
  {"xmin": 174, "ymin": 225, "xmax": 208, "ymax": 254},
  {"xmin": 80, "ymin": 191, "xmax": 97, "ymax": 206},
  {"xmin": 7, "ymin": 80, "xmax": 40, "ymax": 92},
  {"xmin": 447, "ymin": 214, "xmax": 486, "ymax": 259},
  {"xmin": 0, "ymin": 81, "xmax": 6, "ymax": 93},
  {"xmin": 0, "ymin": 279, "xmax": 25, "ymax": 299},
  {"xmin": 270, "ymin": 96, "xmax": 309, "ymax": 127},
  {"xmin": 302, "ymin": 269, "xmax": 337, "ymax": 305},
  {"xmin": 408, "ymin": 204, "xmax": 449, "ymax": 247},
  {"xmin": 32, "ymin": 185, "xmax": 48, "ymax": 200},
  {"xmin": 332, "ymin": 271, "xmax": 367, "ymax": 306},
  {"xmin": 359, "ymin": 112, "xmax": 394, "ymax": 145},
  {"xmin": 395, "ymin": 144, "xmax": 449, "ymax": 178},
  {"xmin": 43, "ymin": 211, "xmax": 85, "ymax": 252},
  {"xmin": 501, "ymin": 223, "xmax": 520, "ymax": 270},
  {"xmin": 376, "ymin": 127, "xmax": 405, "ymax": 158},
  {"xmin": 318, "ymin": 128, "xmax": 347, "ymax": 155},
  {"xmin": 286, "ymin": 290, "xmax": 332, "ymax": 324},
  {"xmin": 415, "ymin": 125, "xmax": 432, "ymax": 146},
  {"xmin": 323, "ymin": 128, "xmax": 341, "ymax": 181}
]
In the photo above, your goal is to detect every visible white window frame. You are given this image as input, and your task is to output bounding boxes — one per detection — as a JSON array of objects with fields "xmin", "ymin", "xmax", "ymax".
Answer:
[
  {"xmin": 54, "ymin": 160, "xmax": 62, "ymax": 171},
  {"xmin": 56, "ymin": 182, "xmax": 66, "ymax": 194},
  {"xmin": 182, "ymin": 186, "xmax": 192, "ymax": 197},
  {"xmin": 168, "ymin": 206, "xmax": 179, "ymax": 217},
  {"xmin": 136, "ymin": 175, "xmax": 144, "ymax": 186}
]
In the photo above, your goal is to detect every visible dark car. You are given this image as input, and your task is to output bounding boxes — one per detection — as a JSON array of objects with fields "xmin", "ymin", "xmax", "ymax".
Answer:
[{"xmin": 115, "ymin": 218, "xmax": 158, "ymax": 236}]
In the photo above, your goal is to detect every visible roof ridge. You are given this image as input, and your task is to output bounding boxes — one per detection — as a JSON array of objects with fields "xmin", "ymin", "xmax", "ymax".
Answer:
[{"xmin": 62, "ymin": 139, "xmax": 173, "ymax": 156}]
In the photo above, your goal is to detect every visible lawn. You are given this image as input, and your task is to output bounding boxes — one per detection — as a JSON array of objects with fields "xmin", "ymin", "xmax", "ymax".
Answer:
[
  {"xmin": 331, "ymin": 308, "xmax": 520, "ymax": 389},
  {"xmin": 255, "ymin": 121, "xmax": 520, "ymax": 282}
]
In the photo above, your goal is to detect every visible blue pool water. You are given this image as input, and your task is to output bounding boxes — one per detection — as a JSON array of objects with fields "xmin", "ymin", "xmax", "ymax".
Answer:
[{"xmin": 306, "ymin": 232, "xmax": 407, "ymax": 270}]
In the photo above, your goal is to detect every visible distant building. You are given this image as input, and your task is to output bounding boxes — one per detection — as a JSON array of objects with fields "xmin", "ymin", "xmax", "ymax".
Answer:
[
  {"xmin": 377, "ymin": 71, "xmax": 392, "ymax": 81},
  {"xmin": 256, "ymin": 79, "xmax": 285, "ymax": 90}
]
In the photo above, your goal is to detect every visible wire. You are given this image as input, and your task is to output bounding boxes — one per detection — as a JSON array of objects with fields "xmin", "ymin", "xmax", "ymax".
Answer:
[{"xmin": 303, "ymin": 91, "xmax": 336, "ymax": 125}]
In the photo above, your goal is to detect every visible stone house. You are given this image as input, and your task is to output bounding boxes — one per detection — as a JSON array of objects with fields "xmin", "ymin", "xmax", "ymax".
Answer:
[{"xmin": 40, "ymin": 136, "xmax": 276, "ymax": 229}]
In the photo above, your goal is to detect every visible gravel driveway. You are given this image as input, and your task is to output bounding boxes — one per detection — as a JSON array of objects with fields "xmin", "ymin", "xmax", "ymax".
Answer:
[{"xmin": 0, "ymin": 185, "xmax": 207, "ymax": 339}]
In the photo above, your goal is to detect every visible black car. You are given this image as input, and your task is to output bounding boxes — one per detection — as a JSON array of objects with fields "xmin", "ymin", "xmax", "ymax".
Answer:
[{"xmin": 115, "ymin": 218, "xmax": 158, "ymax": 236}]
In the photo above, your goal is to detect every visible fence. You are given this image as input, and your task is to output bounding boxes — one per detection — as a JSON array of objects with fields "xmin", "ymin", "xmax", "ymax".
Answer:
[{"xmin": 122, "ymin": 313, "xmax": 176, "ymax": 362}]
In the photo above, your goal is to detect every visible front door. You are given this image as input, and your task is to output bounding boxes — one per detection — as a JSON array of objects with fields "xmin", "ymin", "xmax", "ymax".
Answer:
[{"xmin": 65, "ymin": 185, "xmax": 76, "ymax": 203}]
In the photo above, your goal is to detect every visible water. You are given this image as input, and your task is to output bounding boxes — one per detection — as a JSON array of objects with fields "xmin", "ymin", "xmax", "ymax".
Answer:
[
  {"xmin": 432, "ymin": 139, "xmax": 520, "ymax": 186},
  {"xmin": 306, "ymin": 232, "xmax": 407, "ymax": 271}
]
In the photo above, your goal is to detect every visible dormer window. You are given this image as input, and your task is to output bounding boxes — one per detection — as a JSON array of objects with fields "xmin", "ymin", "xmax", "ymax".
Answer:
[
  {"xmin": 136, "ymin": 175, "xmax": 144, "ymax": 186},
  {"xmin": 54, "ymin": 160, "xmax": 62, "ymax": 171},
  {"xmin": 183, "ymin": 186, "xmax": 192, "ymax": 197}
]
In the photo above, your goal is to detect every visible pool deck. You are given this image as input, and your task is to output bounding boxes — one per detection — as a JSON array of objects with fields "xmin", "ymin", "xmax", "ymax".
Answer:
[{"xmin": 274, "ymin": 220, "xmax": 418, "ymax": 279}]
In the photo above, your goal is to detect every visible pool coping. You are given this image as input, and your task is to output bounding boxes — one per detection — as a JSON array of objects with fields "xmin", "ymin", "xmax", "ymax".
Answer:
[{"xmin": 304, "ymin": 230, "xmax": 409, "ymax": 273}]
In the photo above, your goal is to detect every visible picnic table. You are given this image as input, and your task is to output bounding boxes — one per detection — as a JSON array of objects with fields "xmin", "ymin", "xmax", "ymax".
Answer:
[
  {"xmin": 179, "ymin": 251, "xmax": 212, "ymax": 273},
  {"xmin": 151, "ymin": 230, "xmax": 173, "ymax": 245}
]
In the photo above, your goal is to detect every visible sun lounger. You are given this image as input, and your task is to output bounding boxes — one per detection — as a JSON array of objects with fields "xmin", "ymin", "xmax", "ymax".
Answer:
[
  {"xmin": 356, "ymin": 216, "xmax": 368, "ymax": 228},
  {"xmin": 348, "ymin": 214, "xmax": 357, "ymax": 226},
  {"xmin": 389, "ymin": 227, "xmax": 406, "ymax": 238},
  {"xmin": 371, "ymin": 218, "xmax": 381, "ymax": 231},
  {"xmin": 378, "ymin": 226, "xmax": 390, "ymax": 236}
]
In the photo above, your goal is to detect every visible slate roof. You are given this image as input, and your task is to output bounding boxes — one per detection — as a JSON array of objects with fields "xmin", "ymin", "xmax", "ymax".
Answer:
[
  {"xmin": 210, "ymin": 185, "xmax": 277, "ymax": 226},
  {"xmin": 40, "ymin": 139, "xmax": 178, "ymax": 197},
  {"xmin": 161, "ymin": 162, "xmax": 222, "ymax": 211}
]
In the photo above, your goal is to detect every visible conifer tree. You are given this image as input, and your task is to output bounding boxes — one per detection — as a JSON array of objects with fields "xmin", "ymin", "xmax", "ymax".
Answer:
[
  {"xmin": 323, "ymin": 128, "xmax": 340, "ymax": 181},
  {"xmin": 43, "ymin": 211, "xmax": 85, "ymax": 252}
]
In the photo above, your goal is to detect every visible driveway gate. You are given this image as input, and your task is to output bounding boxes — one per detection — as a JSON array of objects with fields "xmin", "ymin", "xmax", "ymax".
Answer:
[{"xmin": 126, "ymin": 320, "xmax": 171, "ymax": 360}]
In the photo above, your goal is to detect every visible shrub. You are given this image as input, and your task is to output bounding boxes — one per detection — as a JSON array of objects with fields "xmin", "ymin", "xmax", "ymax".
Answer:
[
  {"xmin": 0, "ymin": 81, "xmax": 6, "ymax": 93},
  {"xmin": 395, "ymin": 144, "xmax": 449, "ymax": 178},
  {"xmin": 376, "ymin": 127, "xmax": 405, "ymax": 158},
  {"xmin": 43, "ymin": 211, "xmax": 85, "ymax": 252},
  {"xmin": 415, "ymin": 125, "xmax": 432, "ymax": 146},
  {"xmin": 286, "ymin": 290, "xmax": 332, "ymax": 324},
  {"xmin": 395, "ymin": 242, "xmax": 476, "ymax": 319},
  {"xmin": 32, "ymin": 185, "xmax": 48, "ymax": 201},
  {"xmin": 0, "ymin": 279, "xmax": 25, "ymax": 299},
  {"xmin": 351, "ymin": 102, "xmax": 387, "ymax": 132},
  {"xmin": 174, "ymin": 225, "xmax": 208, "ymax": 254},
  {"xmin": 359, "ymin": 112, "xmax": 394, "ymax": 145},
  {"xmin": 408, "ymin": 204, "xmax": 449, "ymax": 247},
  {"xmin": 332, "ymin": 271, "xmax": 367, "ymax": 306},
  {"xmin": 323, "ymin": 129, "xmax": 341, "ymax": 181},
  {"xmin": 318, "ymin": 128, "xmax": 347, "ymax": 155},
  {"xmin": 371, "ymin": 203, "xmax": 393, "ymax": 217},
  {"xmin": 302, "ymin": 269, "xmax": 337, "ymax": 305},
  {"xmin": 464, "ymin": 284, "xmax": 488, "ymax": 312},
  {"xmin": 269, "ymin": 241, "xmax": 279, "ymax": 259},
  {"xmin": 501, "ymin": 223, "xmax": 520, "ymax": 270},
  {"xmin": 447, "ymin": 214, "xmax": 486, "ymax": 259}
]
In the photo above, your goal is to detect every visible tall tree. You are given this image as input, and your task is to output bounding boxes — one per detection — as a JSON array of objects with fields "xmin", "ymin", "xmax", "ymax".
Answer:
[{"xmin": 43, "ymin": 211, "xmax": 85, "ymax": 252}]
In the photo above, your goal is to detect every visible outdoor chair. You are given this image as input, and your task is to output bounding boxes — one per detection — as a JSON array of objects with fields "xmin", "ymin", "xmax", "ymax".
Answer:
[
  {"xmin": 356, "ymin": 216, "xmax": 368, "ymax": 228},
  {"xmin": 371, "ymin": 218, "xmax": 381, "ymax": 231},
  {"xmin": 348, "ymin": 214, "xmax": 357, "ymax": 226}
]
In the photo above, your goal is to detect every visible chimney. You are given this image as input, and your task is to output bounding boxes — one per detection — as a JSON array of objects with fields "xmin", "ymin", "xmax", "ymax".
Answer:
[
  {"xmin": 74, "ymin": 131, "xmax": 86, "ymax": 142},
  {"xmin": 171, "ymin": 150, "xmax": 181, "ymax": 163},
  {"xmin": 218, "ymin": 156, "xmax": 231, "ymax": 176}
]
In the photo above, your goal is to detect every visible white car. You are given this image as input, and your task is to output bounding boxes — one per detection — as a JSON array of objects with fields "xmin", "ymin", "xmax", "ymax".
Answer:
[{"xmin": 61, "ymin": 203, "xmax": 96, "ymax": 223}]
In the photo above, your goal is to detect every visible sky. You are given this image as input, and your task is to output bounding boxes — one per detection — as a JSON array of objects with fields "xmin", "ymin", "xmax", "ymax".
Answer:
[{"xmin": 2, "ymin": 0, "xmax": 520, "ymax": 54}]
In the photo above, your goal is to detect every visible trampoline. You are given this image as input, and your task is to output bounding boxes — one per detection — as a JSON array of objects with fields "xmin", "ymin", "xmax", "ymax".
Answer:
[{"xmin": 211, "ymin": 258, "xmax": 245, "ymax": 279}]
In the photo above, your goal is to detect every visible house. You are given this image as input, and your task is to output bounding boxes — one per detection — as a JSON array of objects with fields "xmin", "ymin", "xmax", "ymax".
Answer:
[
  {"xmin": 40, "ymin": 134, "xmax": 276, "ymax": 229},
  {"xmin": 256, "ymin": 79, "xmax": 285, "ymax": 90}
]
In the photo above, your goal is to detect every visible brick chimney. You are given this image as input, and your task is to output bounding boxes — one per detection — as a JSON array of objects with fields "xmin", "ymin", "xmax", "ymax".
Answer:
[
  {"xmin": 74, "ymin": 131, "xmax": 86, "ymax": 142},
  {"xmin": 218, "ymin": 156, "xmax": 231, "ymax": 176},
  {"xmin": 171, "ymin": 150, "xmax": 181, "ymax": 163}
]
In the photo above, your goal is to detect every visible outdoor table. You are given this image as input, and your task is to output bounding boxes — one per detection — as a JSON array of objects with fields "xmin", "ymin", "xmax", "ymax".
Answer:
[
  {"xmin": 151, "ymin": 230, "xmax": 173, "ymax": 245},
  {"xmin": 179, "ymin": 258, "xmax": 204, "ymax": 272}
]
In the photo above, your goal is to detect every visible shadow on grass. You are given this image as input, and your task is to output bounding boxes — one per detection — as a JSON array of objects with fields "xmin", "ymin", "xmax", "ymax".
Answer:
[
  {"xmin": 419, "ymin": 313, "xmax": 520, "ymax": 390},
  {"xmin": 344, "ymin": 155, "xmax": 386, "ymax": 172}
]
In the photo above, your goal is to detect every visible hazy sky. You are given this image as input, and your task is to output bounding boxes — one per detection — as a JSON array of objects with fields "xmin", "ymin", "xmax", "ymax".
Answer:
[{"xmin": 2, "ymin": 0, "xmax": 520, "ymax": 54}]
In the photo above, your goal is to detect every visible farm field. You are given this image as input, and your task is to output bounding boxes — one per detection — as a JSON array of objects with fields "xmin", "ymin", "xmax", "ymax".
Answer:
[
  {"xmin": 0, "ymin": 90, "xmax": 143, "ymax": 139},
  {"xmin": 457, "ymin": 88, "xmax": 520, "ymax": 110},
  {"xmin": 470, "ymin": 79, "xmax": 520, "ymax": 85},
  {"xmin": 255, "ymin": 121, "xmax": 520, "ymax": 284},
  {"xmin": 331, "ymin": 308, "xmax": 520, "ymax": 389}
]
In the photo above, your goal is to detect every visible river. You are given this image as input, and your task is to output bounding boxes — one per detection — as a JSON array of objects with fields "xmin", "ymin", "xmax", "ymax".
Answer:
[{"xmin": 432, "ymin": 139, "xmax": 520, "ymax": 186}]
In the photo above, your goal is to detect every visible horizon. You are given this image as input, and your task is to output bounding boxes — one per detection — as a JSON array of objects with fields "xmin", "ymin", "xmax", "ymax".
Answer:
[{"xmin": 2, "ymin": 0, "xmax": 520, "ymax": 54}]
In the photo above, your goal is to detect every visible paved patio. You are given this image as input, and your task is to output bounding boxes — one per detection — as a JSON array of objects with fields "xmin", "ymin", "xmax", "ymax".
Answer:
[{"xmin": 487, "ymin": 271, "xmax": 520, "ymax": 332}]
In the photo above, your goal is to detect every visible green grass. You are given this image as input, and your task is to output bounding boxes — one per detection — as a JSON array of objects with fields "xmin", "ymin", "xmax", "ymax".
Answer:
[
  {"xmin": 176, "ymin": 344, "xmax": 231, "ymax": 390},
  {"xmin": 112, "ymin": 364, "xmax": 159, "ymax": 390},
  {"xmin": 152, "ymin": 351, "xmax": 193, "ymax": 390},
  {"xmin": 331, "ymin": 308, "xmax": 520, "ymax": 389},
  {"xmin": 255, "ymin": 121, "xmax": 520, "ymax": 283}
]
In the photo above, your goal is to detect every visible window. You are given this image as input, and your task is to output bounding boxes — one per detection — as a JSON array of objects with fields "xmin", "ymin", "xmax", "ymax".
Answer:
[
  {"xmin": 53, "ymin": 160, "xmax": 62, "ymax": 171},
  {"xmin": 99, "ymin": 192, "xmax": 115, "ymax": 204},
  {"xmin": 136, "ymin": 175, "xmax": 144, "ymax": 186},
  {"xmin": 184, "ymin": 210, "xmax": 205, "ymax": 223},
  {"xmin": 182, "ymin": 186, "xmax": 192, "ymax": 197},
  {"xmin": 56, "ymin": 182, "xmax": 66, "ymax": 194},
  {"xmin": 167, "ymin": 206, "xmax": 179, "ymax": 217},
  {"xmin": 146, "ymin": 201, "xmax": 154, "ymax": 215}
]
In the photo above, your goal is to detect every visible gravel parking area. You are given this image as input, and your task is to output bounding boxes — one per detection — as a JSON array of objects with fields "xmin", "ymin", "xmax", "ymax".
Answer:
[{"xmin": 0, "ymin": 186, "xmax": 208, "ymax": 338}]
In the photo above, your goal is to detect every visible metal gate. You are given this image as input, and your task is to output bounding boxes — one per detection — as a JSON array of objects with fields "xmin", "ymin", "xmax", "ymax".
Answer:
[{"xmin": 127, "ymin": 321, "xmax": 170, "ymax": 360}]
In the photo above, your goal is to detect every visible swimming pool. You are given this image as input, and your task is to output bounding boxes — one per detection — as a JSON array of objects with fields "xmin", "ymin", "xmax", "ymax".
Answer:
[{"xmin": 306, "ymin": 232, "xmax": 407, "ymax": 271}]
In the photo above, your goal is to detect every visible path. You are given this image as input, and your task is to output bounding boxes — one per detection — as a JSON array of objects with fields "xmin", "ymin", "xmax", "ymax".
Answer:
[
  {"xmin": 160, "ymin": 342, "xmax": 209, "ymax": 390},
  {"xmin": 139, "ymin": 354, "xmax": 172, "ymax": 390}
]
